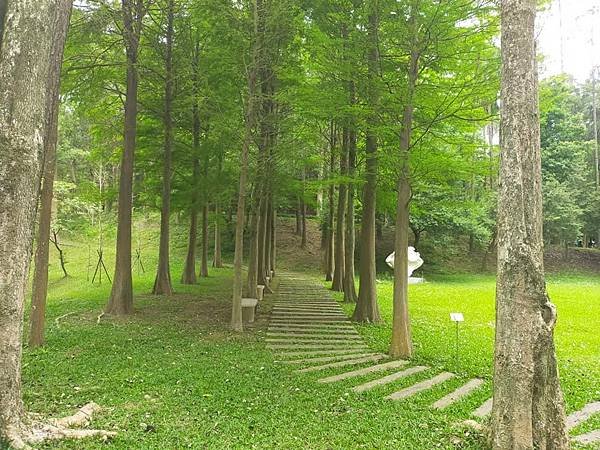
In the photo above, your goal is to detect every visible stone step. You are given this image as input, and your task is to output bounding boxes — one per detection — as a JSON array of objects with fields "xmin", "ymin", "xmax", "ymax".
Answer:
[
  {"xmin": 296, "ymin": 354, "xmax": 387, "ymax": 374},
  {"xmin": 572, "ymin": 430, "xmax": 600, "ymax": 445},
  {"xmin": 352, "ymin": 366, "xmax": 429, "ymax": 393},
  {"xmin": 386, "ymin": 372, "xmax": 455, "ymax": 401},
  {"xmin": 280, "ymin": 353, "xmax": 379, "ymax": 365},
  {"xmin": 271, "ymin": 312, "xmax": 347, "ymax": 317},
  {"xmin": 268, "ymin": 322, "xmax": 353, "ymax": 328},
  {"xmin": 432, "ymin": 379, "xmax": 484, "ymax": 409},
  {"xmin": 318, "ymin": 359, "xmax": 408, "ymax": 383},
  {"xmin": 567, "ymin": 401, "xmax": 600, "ymax": 430},
  {"xmin": 267, "ymin": 338, "xmax": 360, "ymax": 345},
  {"xmin": 268, "ymin": 343, "xmax": 368, "ymax": 350},
  {"xmin": 267, "ymin": 333, "xmax": 362, "ymax": 340},
  {"xmin": 272, "ymin": 308, "xmax": 342, "ymax": 313},
  {"xmin": 473, "ymin": 398, "xmax": 493, "ymax": 418},
  {"xmin": 270, "ymin": 318, "xmax": 349, "ymax": 323},
  {"xmin": 277, "ymin": 348, "xmax": 367, "ymax": 358},
  {"xmin": 267, "ymin": 327, "xmax": 358, "ymax": 335}
]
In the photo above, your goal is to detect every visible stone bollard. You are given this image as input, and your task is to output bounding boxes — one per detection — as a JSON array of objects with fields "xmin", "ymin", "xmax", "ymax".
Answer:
[
  {"xmin": 241, "ymin": 298, "xmax": 258, "ymax": 323},
  {"xmin": 256, "ymin": 285, "xmax": 265, "ymax": 301}
]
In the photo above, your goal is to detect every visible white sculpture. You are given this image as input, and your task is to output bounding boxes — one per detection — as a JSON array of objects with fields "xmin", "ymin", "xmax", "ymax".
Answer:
[{"xmin": 386, "ymin": 247, "xmax": 424, "ymax": 278}]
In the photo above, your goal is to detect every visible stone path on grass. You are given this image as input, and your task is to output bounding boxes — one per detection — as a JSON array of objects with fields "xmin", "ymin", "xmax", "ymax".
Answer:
[{"xmin": 269, "ymin": 275, "xmax": 600, "ymax": 445}]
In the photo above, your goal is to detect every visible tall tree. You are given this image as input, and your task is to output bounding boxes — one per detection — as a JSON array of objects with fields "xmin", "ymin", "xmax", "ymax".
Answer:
[
  {"xmin": 29, "ymin": 0, "xmax": 73, "ymax": 348},
  {"xmin": 105, "ymin": 0, "xmax": 148, "ymax": 315},
  {"xmin": 353, "ymin": 1, "xmax": 381, "ymax": 323},
  {"xmin": 0, "ymin": 0, "xmax": 70, "ymax": 444},
  {"xmin": 152, "ymin": 0, "xmax": 175, "ymax": 295},
  {"xmin": 232, "ymin": 0, "xmax": 260, "ymax": 331},
  {"xmin": 491, "ymin": 0, "xmax": 568, "ymax": 447}
]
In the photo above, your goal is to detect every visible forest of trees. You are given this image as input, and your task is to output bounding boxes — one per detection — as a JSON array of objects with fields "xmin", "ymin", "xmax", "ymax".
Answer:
[{"xmin": 1, "ymin": 0, "xmax": 596, "ymax": 448}]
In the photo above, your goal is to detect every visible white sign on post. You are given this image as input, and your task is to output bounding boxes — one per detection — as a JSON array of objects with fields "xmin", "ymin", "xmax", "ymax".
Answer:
[{"xmin": 450, "ymin": 313, "xmax": 464, "ymax": 322}]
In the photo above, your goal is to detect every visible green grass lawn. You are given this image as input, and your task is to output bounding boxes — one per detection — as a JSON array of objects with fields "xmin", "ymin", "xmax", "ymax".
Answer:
[{"xmin": 20, "ymin": 227, "xmax": 600, "ymax": 449}]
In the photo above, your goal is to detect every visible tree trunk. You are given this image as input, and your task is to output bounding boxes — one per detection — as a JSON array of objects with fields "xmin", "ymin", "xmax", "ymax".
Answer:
[
  {"xmin": 29, "ymin": 0, "xmax": 72, "ymax": 348},
  {"xmin": 390, "ymin": 5, "xmax": 419, "ymax": 359},
  {"xmin": 213, "ymin": 202, "xmax": 223, "ymax": 268},
  {"xmin": 246, "ymin": 199, "xmax": 261, "ymax": 297},
  {"xmin": 325, "ymin": 125, "xmax": 336, "ymax": 281},
  {"xmin": 152, "ymin": 0, "xmax": 175, "ymax": 296},
  {"xmin": 232, "ymin": 0, "xmax": 260, "ymax": 331},
  {"xmin": 491, "ymin": 1, "xmax": 568, "ymax": 447},
  {"xmin": 271, "ymin": 208, "xmax": 277, "ymax": 275},
  {"xmin": 300, "ymin": 168, "xmax": 307, "ymax": 249},
  {"xmin": 181, "ymin": 159, "xmax": 199, "ymax": 284},
  {"xmin": 0, "ymin": 0, "xmax": 71, "ymax": 441},
  {"xmin": 353, "ymin": 6, "xmax": 381, "ymax": 323},
  {"xmin": 295, "ymin": 196, "xmax": 302, "ymax": 236},
  {"xmin": 343, "ymin": 120, "xmax": 358, "ymax": 303},
  {"xmin": 106, "ymin": 0, "xmax": 147, "ymax": 315},
  {"xmin": 331, "ymin": 128, "xmax": 347, "ymax": 292},
  {"xmin": 200, "ymin": 201, "xmax": 209, "ymax": 277}
]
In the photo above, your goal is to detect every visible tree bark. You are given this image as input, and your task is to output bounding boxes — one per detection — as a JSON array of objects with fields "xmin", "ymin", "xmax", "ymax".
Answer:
[
  {"xmin": 325, "ymin": 123, "xmax": 336, "ymax": 281},
  {"xmin": 106, "ymin": 0, "xmax": 147, "ymax": 315},
  {"xmin": 300, "ymin": 168, "xmax": 307, "ymax": 249},
  {"xmin": 181, "ymin": 161, "xmax": 199, "ymax": 284},
  {"xmin": 331, "ymin": 128, "xmax": 348, "ymax": 292},
  {"xmin": 0, "ymin": 0, "xmax": 70, "ymax": 442},
  {"xmin": 213, "ymin": 201, "xmax": 223, "ymax": 268},
  {"xmin": 231, "ymin": 0, "xmax": 260, "ymax": 331},
  {"xmin": 343, "ymin": 83, "xmax": 358, "ymax": 303},
  {"xmin": 353, "ymin": 5, "xmax": 381, "ymax": 323},
  {"xmin": 390, "ymin": 8, "xmax": 419, "ymax": 359},
  {"xmin": 200, "ymin": 201, "xmax": 209, "ymax": 277},
  {"xmin": 29, "ymin": 0, "xmax": 72, "ymax": 348},
  {"xmin": 152, "ymin": 0, "xmax": 175, "ymax": 296},
  {"xmin": 491, "ymin": 1, "xmax": 568, "ymax": 447}
]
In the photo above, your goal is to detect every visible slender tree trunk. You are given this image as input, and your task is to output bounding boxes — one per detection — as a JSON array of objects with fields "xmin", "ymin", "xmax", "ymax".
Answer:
[
  {"xmin": 106, "ymin": 0, "xmax": 147, "ymax": 315},
  {"xmin": 181, "ymin": 158, "xmax": 199, "ymax": 283},
  {"xmin": 353, "ymin": 5, "xmax": 381, "ymax": 323},
  {"xmin": 265, "ymin": 199, "xmax": 273, "ymax": 275},
  {"xmin": 200, "ymin": 201, "xmax": 209, "ymax": 277},
  {"xmin": 331, "ymin": 128, "xmax": 348, "ymax": 292},
  {"xmin": 271, "ymin": 208, "xmax": 277, "ymax": 275},
  {"xmin": 213, "ymin": 202, "xmax": 223, "ymax": 268},
  {"xmin": 325, "ymin": 125, "xmax": 336, "ymax": 281},
  {"xmin": 295, "ymin": 196, "xmax": 302, "ymax": 236},
  {"xmin": 0, "ymin": 0, "xmax": 70, "ymax": 442},
  {"xmin": 491, "ymin": 1, "xmax": 568, "ymax": 447},
  {"xmin": 153, "ymin": 0, "xmax": 175, "ymax": 296},
  {"xmin": 29, "ymin": 0, "xmax": 72, "ymax": 348},
  {"xmin": 246, "ymin": 198, "xmax": 261, "ymax": 297},
  {"xmin": 390, "ymin": 12, "xmax": 419, "ymax": 358},
  {"xmin": 300, "ymin": 167, "xmax": 307, "ymax": 249},
  {"xmin": 343, "ymin": 82, "xmax": 358, "ymax": 303}
]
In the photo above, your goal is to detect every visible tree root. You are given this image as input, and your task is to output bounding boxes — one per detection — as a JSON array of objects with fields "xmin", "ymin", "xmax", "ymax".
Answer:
[{"xmin": 4, "ymin": 402, "xmax": 116, "ymax": 449}]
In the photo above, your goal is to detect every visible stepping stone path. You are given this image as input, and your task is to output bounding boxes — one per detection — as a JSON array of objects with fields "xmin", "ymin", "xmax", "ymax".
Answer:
[{"xmin": 270, "ymin": 275, "xmax": 600, "ymax": 445}]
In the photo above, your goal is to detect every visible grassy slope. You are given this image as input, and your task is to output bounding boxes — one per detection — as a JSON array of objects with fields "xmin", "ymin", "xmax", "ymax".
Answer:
[{"xmin": 21, "ymin": 217, "xmax": 600, "ymax": 449}]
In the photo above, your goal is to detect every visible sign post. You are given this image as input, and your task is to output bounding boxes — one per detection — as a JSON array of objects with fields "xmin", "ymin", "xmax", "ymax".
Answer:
[{"xmin": 450, "ymin": 313, "xmax": 464, "ymax": 372}]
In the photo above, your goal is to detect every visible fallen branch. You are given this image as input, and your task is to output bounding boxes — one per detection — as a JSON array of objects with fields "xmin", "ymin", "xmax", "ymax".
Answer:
[
  {"xmin": 54, "ymin": 312, "xmax": 76, "ymax": 328},
  {"xmin": 4, "ymin": 403, "xmax": 116, "ymax": 450}
]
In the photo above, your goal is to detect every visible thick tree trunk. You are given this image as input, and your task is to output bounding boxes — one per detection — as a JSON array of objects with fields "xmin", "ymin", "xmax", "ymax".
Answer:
[
  {"xmin": 29, "ymin": 0, "xmax": 72, "ymax": 348},
  {"xmin": 331, "ymin": 128, "xmax": 348, "ymax": 292},
  {"xmin": 390, "ymin": 6, "xmax": 419, "ymax": 358},
  {"xmin": 295, "ymin": 196, "xmax": 302, "ymax": 236},
  {"xmin": 0, "ymin": 0, "xmax": 70, "ymax": 442},
  {"xmin": 246, "ymin": 199, "xmax": 261, "ymax": 297},
  {"xmin": 491, "ymin": 1, "xmax": 568, "ymax": 447},
  {"xmin": 152, "ymin": 0, "xmax": 175, "ymax": 296},
  {"xmin": 213, "ymin": 202, "xmax": 223, "ymax": 268},
  {"xmin": 353, "ymin": 6, "xmax": 380, "ymax": 323},
  {"xmin": 106, "ymin": 0, "xmax": 146, "ymax": 315},
  {"xmin": 343, "ymin": 124, "xmax": 358, "ymax": 303},
  {"xmin": 200, "ymin": 202, "xmax": 209, "ymax": 277}
]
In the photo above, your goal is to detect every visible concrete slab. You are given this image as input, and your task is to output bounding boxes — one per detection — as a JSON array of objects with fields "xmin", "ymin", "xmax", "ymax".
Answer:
[{"xmin": 386, "ymin": 372, "xmax": 455, "ymax": 401}]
